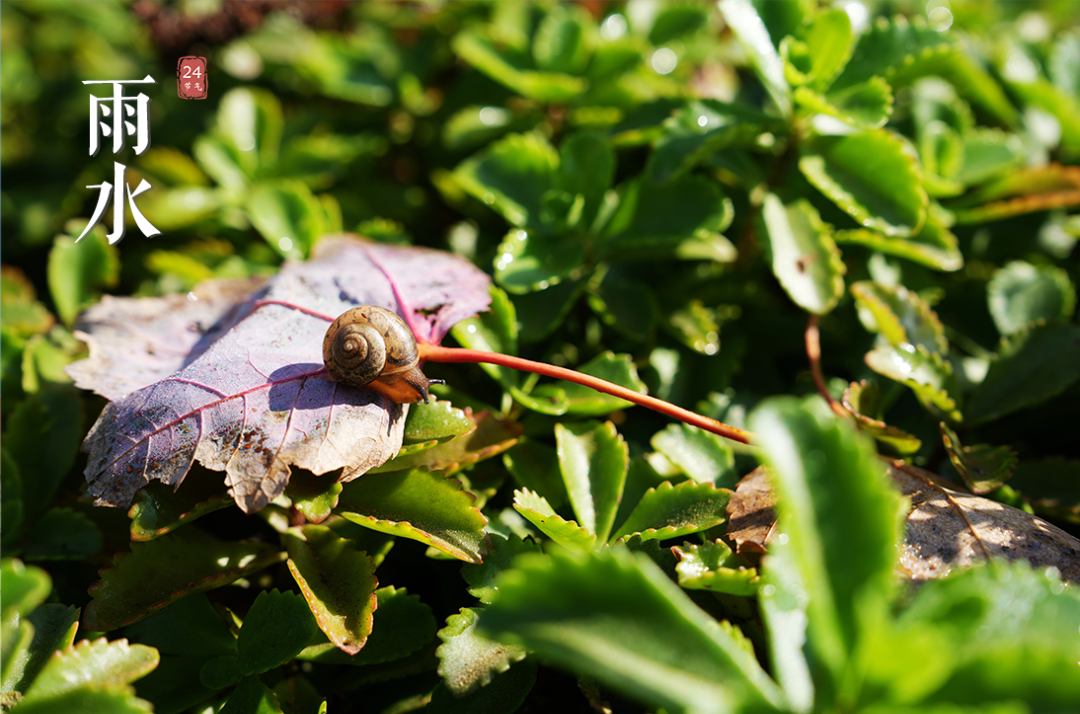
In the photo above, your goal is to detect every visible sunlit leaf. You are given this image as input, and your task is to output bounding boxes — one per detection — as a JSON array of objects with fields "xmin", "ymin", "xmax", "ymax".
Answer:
[
  {"xmin": 800, "ymin": 130, "xmax": 927, "ymax": 238},
  {"xmin": 337, "ymin": 469, "xmax": 488, "ymax": 563},
  {"xmin": 285, "ymin": 525, "xmax": 378, "ymax": 655},
  {"xmin": 987, "ymin": 261, "xmax": 1076, "ymax": 336},
  {"xmin": 758, "ymin": 194, "xmax": 845, "ymax": 315},
  {"xmin": 967, "ymin": 322, "xmax": 1080, "ymax": 425},
  {"xmin": 478, "ymin": 547, "xmax": 784, "ymax": 714},
  {"xmin": 83, "ymin": 535, "xmax": 284, "ymax": 631},
  {"xmin": 611, "ymin": 480, "xmax": 731, "ymax": 543},
  {"xmin": 939, "ymin": 422, "xmax": 1017, "ymax": 495}
]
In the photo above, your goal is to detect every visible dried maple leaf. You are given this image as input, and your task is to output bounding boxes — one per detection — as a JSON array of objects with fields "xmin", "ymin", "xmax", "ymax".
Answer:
[
  {"xmin": 68, "ymin": 236, "xmax": 492, "ymax": 513},
  {"xmin": 726, "ymin": 461, "xmax": 1080, "ymax": 583}
]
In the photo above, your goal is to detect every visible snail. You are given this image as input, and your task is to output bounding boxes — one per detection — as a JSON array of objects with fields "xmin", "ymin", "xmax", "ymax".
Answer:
[{"xmin": 323, "ymin": 305, "xmax": 443, "ymax": 404}]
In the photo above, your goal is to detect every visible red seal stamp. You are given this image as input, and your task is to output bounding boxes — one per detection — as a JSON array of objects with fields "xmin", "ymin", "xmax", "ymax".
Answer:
[{"xmin": 177, "ymin": 57, "xmax": 208, "ymax": 100}]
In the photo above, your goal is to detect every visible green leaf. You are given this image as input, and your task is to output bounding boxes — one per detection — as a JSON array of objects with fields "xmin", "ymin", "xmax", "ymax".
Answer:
[
  {"xmin": 534, "ymin": 351, "xmax": 647, "ymax": 417},
  {"xmin": 47, "ymin": 231, "xmax": 119, "ymax": 327},
  {"xmin": 801, "ymin": 7, "xmax": 854, "ymax": 90},
  {"xmin": 478, "ymin": 547, "xmax": 783, "ymax": 714},
  {"xmin": 401, "ymin": 399, "xmax": 477, "ymax": 446},
  {"xmin": 831, "ymin": 15, "xmax": 956, "ymax": 92},
  {"xmin": 650, "ymin": 424, "xmax": 736, "ymax": 487},
  {"xmin": 461, "ymin": 532, "xmax": 543, "ymax": 606},
  {"xmin": 556, "ymin": 421, "xmax": 628, "ymax": 543},
  {"xmin": 3, "ymin": 604, "xmax": 79, "ymax": 696},
  {"xmin": 987, "ymin": 261, "xmax": 1076, "ymax": 336},
  {"xmin": 793, "ymin": 78, "xmax": 893, "ymax": 129},
  {"xmin": 799, "ymin": 130, "xmax": 927, "ymax": 238},
  {"xmin": 601, "ymin": 175, "xmax": 733, "ymax": 260},
  {"xmin": 864, "ymin": 343, "xmax": 962, "ymax": 422},
  {"xmin": 647, "ymin": 100, "xmax": 775, "ymax": 184},
  {"xmin": 946, "ymin": 164, "xmax": 1080, "ymax": 224},
  {"xmin": 557, "ymin": 131, "xmax": 614, "ymax": 230},
  {"xmin": 282, "ymin": 470, "xmax": 342, "ymax": 525},
  {"xmin": 493, "ymin": 228, "xmax": 586, "ymax": 296},
  {"xmin": 0, "ymin": 449, "xmax": 23, "ymax": 551},
  {"xmin": 1004, "ymin": 73, "xmax": 1080, "ymax": 156},
  {"xmin": 455, "ymin": 132, "xmax": 558, "ymax": 228},
  {"xmin": 15, "ymin": 688, "xmax": 154, "ymax": 714},
  {"xmin": 123, "ymin": 594, "xmax": 237, "ymax": 658},
  {"xmin": 648, "ymin": 4, "xmax": 709, "ymax": 45},
  {"xmin": 892, "ymin": 562, "xmax": 1080, "ymax": 709},
  {"xmin": 951, "ymin": 129, "xmax": 1025, "ymax": 186},
  {"xmin": 3, "ymin": 386, "xmax": 83, "ymax": 524},
  {"xmin": 939, "ymin": 423, "xmax": 1017, "ymax": 495},
  {"xmin": 718, "ymin": 0, "xmax": 791, "ymax": 116},
  {"xmin": 246, "ymin": 181, "xmax": 325, "ymax": 259},
  {"xmin": 834, "ymin": 208, "xmax": 962, "ymax": 272},
  {"xmin": 128, "ymin": 477, "xmax": 232, "ymax": 542},
  {"xmin": 370, "ymin": 410, "xmax": 520, "ymax": 476},
  {"xmin": 24, "ymin": 507, "xmax": 102, "ymax": 561},
  {"xmin": 757, "ymin": 537, "xmax": 814, "ymax": 714},
  {"xmin": 532, "ymin": 5, "xmax": 592, "ymax": 75},
  {"xmin": 850, "ymin": 280, "xmax": 948, "ymax": 354},
  {"xmin": 610, "ymin": 480, "xmax": 732, "ymax": 543},
  {"xmin": 587, "ymin": 276, "xmax": 659, "ymax": 342},
  {"xmin": 672, "ymin": 541, "xmax": 759, "ymax": 596},
  {"xmin": 337, "ymin": 469, "xmax": 489, "ymax": 563},
  {"xmin": 452, "ymin": 31, "xmax": 588, "ymax": 103},
  {"xmin": 758, "ymin": 194, "xmax": 846, "ymax": 315},
  {"xmin": 748, "ymin": 396, "xmax": 904, "ymax": 704},
  {"xmin": 966, "ymin": 322, "xmax": 1080, "ymax": 425},
  {"xmin": 841, "ymin": 380, "xmax": 923, "ymax": 455},
  {"xmin": 451, "ymin": 286, "xmax": 519, "ymax": 387},
  {"xmin": 437, "ymin": 607, "xmax": 528, "ymax": 696},
  {"xmin": 237, "ymin": 590, "xmax": 320, "ymax": 675},
  {"xmin": 220, "ymin": 675, "xmax": 283, "ymax": 714},
  {"xmin": 297, "ymin": 586, "xmax": 435, "ymax": 666},
  {"xmin": 512, "ymin": 489, "xmax": 596, "ymax": 551},
  {"xmin": 22, "ymin": 638, "xmax": 158, "ymax": 701},
  {"xmin": 502, "ymin": 439, "xmax": 568, "ymax": 511},
  {"xmin": 82, "ymin": 535, "xmax": 284, "ymax": 631},
  {"xmin": 0, "ymin": 559, "xmax": 51, "ymax": 624},
  {"xmin": 214, "ymin": 88, "xmax": 283, "ymax": 175},
  {"xmin": 1, "ymin": 267, "xmax": 53, "ymax": 340},
  {"xmin": 427, "ymin": 657, "xmax": 537, "ymax": 714},
  {"xmin": 285, "ymin": 525, "xmax": 377, "ymax": 656},
  {"xmin": 511, "ymin": 277, "xmax": 585, "ymax": 343},
  {"xmin": 1010, "ymin": 458, "xmax": 1080, "ymax": 523}
]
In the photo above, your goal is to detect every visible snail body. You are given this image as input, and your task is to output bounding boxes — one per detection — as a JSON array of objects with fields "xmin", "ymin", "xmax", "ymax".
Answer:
[{"xmin": 323, "ymin": 306, "xmax": 441, "ymax": 404}]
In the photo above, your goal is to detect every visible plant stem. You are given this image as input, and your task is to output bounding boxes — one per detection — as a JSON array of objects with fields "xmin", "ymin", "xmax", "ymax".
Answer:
[
  {"xmin": 419, "ymin": 344, "xmax": 753, "ymax": 445},
  {"xmin": 805, "ymin": 313, "xmax": 847, "ymax": 417}
]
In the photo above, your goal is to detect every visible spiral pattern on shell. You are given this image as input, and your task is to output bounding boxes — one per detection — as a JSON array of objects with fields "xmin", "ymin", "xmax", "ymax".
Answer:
[{"xmin": 323, "ymin": 305, "xmax": 422, "ymax": 391}]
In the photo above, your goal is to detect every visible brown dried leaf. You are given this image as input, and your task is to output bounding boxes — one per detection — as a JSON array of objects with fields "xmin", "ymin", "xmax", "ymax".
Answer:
[{"xmin": 726, "ymin": 461, "xmax": 1080, "ymax": 583}]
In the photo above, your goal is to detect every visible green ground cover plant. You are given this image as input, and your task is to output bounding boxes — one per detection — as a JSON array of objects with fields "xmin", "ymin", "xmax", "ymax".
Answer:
[{"xmin": 3, "ymin": 2, "xmax": 1080, "ymax": 713}]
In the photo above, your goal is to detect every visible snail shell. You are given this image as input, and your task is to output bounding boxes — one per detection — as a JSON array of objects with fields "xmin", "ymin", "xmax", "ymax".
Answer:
[{"xmin": 323, "ymin": 306, "xmax": 441, "ymax": 404}]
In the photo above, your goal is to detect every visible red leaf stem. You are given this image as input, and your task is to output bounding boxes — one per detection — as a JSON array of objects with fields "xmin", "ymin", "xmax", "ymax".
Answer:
[{"xmin": 419, "ymin": 344, "xmax": 753, "ymax": 445}]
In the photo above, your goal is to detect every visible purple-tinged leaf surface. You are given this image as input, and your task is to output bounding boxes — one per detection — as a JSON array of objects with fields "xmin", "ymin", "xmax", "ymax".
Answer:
[
  {"xmin": 69, "ymin": 237, "xmax": 491, "ymax": 513},
  {"xmin": 284, "ymin": 525, "xmax": 378, "ymax": 655},
  {"xmin": 83, "ymin": 535, "xmax": 284, "ymax": 631},
  {"xmin": 336, "ymin": 468, "xmax": 489, "ymax": 563}
]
